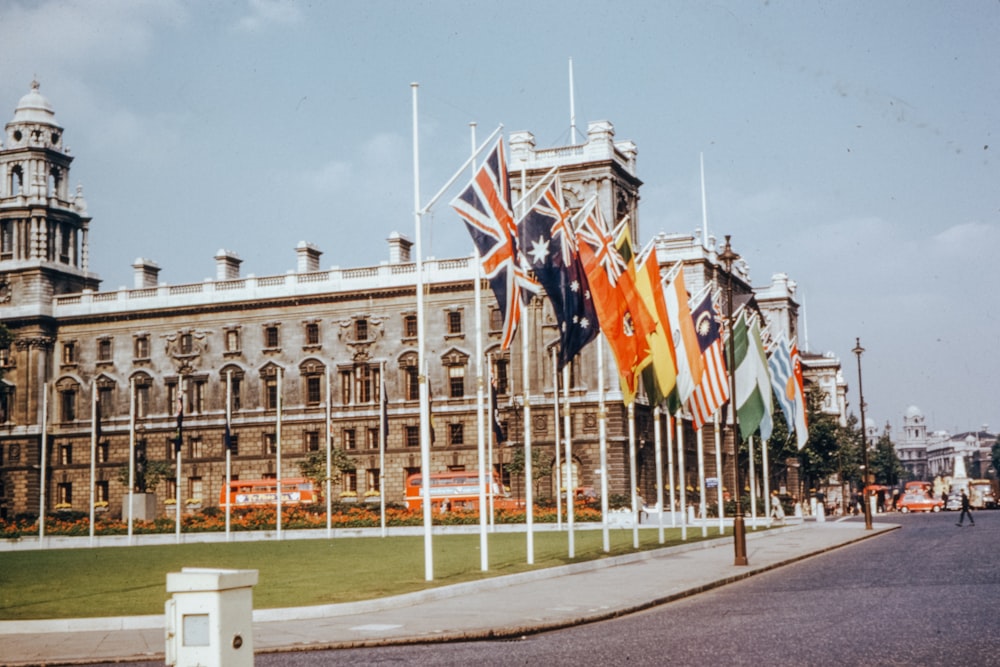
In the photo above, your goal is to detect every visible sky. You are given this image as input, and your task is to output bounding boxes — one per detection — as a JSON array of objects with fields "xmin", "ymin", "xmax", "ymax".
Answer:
[{"xmin": 2, "ymin": 0, "xmax": 997, "ymax": 437}]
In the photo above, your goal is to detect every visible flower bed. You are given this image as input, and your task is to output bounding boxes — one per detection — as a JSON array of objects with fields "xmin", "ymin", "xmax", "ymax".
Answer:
[{"xmin": 0, "ymin": 502, "xmax": 604, "ymax": 538}]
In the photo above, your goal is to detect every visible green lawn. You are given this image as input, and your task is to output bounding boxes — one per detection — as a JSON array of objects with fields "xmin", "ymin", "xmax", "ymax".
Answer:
[{"xmin": 0, "ymin": 527, "xmax": 731, "ymax": 620}]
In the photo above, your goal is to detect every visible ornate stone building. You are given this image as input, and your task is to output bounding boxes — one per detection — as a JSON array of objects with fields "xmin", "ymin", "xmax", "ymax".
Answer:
[{"xmin": 0, "ymin": 83, "xmax": 821, "ymax": 519}]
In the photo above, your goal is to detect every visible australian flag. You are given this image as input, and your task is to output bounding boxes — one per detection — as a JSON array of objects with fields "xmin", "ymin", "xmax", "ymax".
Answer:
[
  {"xmin": 519, "ymin": 175, "xmax": 598, "ymax": 370},
  {"xmin": 451, "ymin": 138, "xmax": 536, "ymax": 350}
]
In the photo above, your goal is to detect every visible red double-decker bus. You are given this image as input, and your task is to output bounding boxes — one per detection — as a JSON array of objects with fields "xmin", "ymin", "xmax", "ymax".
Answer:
[
  {"xmin": 404, "ymin": 470, "xmax": 518, "ymax": 511},
  {"xmin": 219, "ymin": 478, "xmax": 317, "ymax": 508}
]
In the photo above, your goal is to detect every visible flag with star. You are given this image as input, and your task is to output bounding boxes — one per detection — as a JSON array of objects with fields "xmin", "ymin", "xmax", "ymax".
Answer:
[
  {"xmin": 687, "ymin": 286, "xmax": 729, "ymax": 430},
  {"xmin": 518, "ymin": 174, "xmax": 598, "ymax": 369},
  {"xmin": 450, "ymin": 137, "xmax": 536, "ymax": 349}
]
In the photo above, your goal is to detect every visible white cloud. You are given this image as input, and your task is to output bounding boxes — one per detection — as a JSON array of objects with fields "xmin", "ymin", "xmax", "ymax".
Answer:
[{"xmin": 232, "ymin": 0, "xmax": 302, "ymax": 33}]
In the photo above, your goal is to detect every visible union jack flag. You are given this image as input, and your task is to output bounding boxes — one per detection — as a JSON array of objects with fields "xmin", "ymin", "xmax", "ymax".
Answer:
[
  {"xmin": 451, "ymin": 138, "xmax": 533, "ymax": 349},
  {"xmin": 687, "ymin": 287, "xmax": 729, "ymax": 430},
  {"xmin": 519, "ymin": 175, "xmax": 597, "ymax": 370}
]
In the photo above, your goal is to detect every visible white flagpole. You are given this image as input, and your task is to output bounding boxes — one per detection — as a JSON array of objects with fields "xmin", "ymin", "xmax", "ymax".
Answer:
[
  {"xmin": 697, "ymin": 426, "xmax": 708, "ymax": 537},
  {"xmin": 569, "ymin": 58, "xmax": 578, "ymax": 144},
  {"xmin": 380, "ymin": 361, "xmax": 387, "ymax": 538},
  {"xmin": 487, "ymin": 354, "xmax": 496, "ymax": 529},
  {"xmin": 677, "ymin": 418, "xmax": 687, "ymax": 541},
  {"xmin": 653, "ymin": 405, "xmax": 665, "ymax": 544},
  {"xmin": 127, "ymin": 378, "xmax": 135, "ymax": 544},
  {"xmin": 667, "ymin": 414, "xmax": 677, "ymax": 528},
  {"xmin": 628, "ymin": 402, "xmax": 639, "ymax": 549},
  {"xmin": 325, "ymin": 367, "xmax": 333, "ymax": 538},
  {"xmin": 470, "ymin": 122, "xmax": 488, "ymax": 570},
  {"xmin": 714, "ymin": 414, "xmax": 725, "ymax": 534},
  {"xmin": 225, "ymin": 370, "xmax": 232, "ymax": 539},
  {"xmin": 412, "ymin": 83, "xmax": 434, "ymax": 581},
  {"xmin": 175, "ymin": 387, "xmax": 183, "ymax": 544},
  {"xmin": 563, "ymin": 363, "xmax": 574, "ymax": 558},
  {"xmin": 748, "ymin": 435, "xmax": 758, "ymax": 530},
  {"xmin": 39, "ymin": 383, "xmax": 48, "ymax": 544},
  {"xmin": 762, "ymin": 429, "xmax": 772, "ymax": 526},
  {"xmin": 700, "ymin": 152, "xmax": 709, "ymax": 249},
  {"xmin": 552, "ymin": 348, "xmax": 562, "ymax": 531},
  {"xmin": 520, "ymin": 164, "xmax": 534, "ymax": 566},
  {"xmin": 597, "ymin": 336, "xmax": 609, "ymax": 552},
  {"xmin": 89, "ymin": 382, "xmax": 97, "ymax": 546},
  {"xmin": 276, "ymin": 367, "xmax": 283, "ymax": 540}
]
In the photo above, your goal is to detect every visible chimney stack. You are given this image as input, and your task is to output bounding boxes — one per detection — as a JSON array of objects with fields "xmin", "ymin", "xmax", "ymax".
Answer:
[
  {"xmin": 296, "ymin": 241, "xmax": 322, "ymax": 273},
  {"xmin": 132, "ymin": 258, "xmax": 160, "ymax": 289},
  {"xmin": 214, "ymin": 249, "xmax": 242, "ymax": 281}
]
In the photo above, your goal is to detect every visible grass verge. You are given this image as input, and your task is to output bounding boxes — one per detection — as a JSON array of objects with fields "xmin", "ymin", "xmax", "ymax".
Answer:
[{"xmin": 0, "ymin": 526, "xmax": 733, "ymax": 620}]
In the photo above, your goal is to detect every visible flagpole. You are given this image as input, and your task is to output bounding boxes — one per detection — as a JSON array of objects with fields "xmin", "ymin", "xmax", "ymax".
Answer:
[
  {"xmin": 677, "ymin": 418, "xmax": 687, "ymax": 541},
  {"xmin": 714, "ymin": 414, "xmax": 725, "ymax": 534},
  {"xmin": 520, "ymin": 164, "xmax": 534, "ymax": 566},
  {"xmin": 276, "ymin": 367, "xmax": 283, "ymax": 540},
  {"xmin": 89, "ymin": 382, "xmax": 97, "ymax": 546},
  {"xmin": 628, "ymin": 402, "xmax": 639, "ymax": 549},
  {"xmin": 748, "ymin": 435, "xmax": 758, "ymax": 530},
  {"xmin": 762, "ymin": 429, "xmax": 772, "ymax": 526},
  {"xmin": 487, "ymin": 354, "xmax": 496, "ymax": 529},
  {"xmin": 127, "ymin": 378, "xmax": 135, "ymax": 544},
  {"xmin": 380, "ymin": 361, "xmax": 387, "ymax": 538},
  {"xmin": 697, "ymin": 426, "xmax": 708, "ymax": 537},
  {"xmin": 325, "ymin": 366, "xmax": 333, "ymax": 538},
  {"xmin": 175, "ymin": 385, "xmax": 183, "ymax": 544},
  {"xmin": 667, "ymin": 414, "xmax": 676, "ymax": 527},
  {"xmin": 653, "ymin": 406, "xmax": 665, "ymax": 543},
  {"xmin": 225, "ymin": 370, "xmax": 232, "ymax": 539},
  {"xmin": 39, "ymin": 383, "xmax": 48, "ymax": 544},
  {"xmin": 563, "ymin": 363, "xmax": 574, "ymax": 558},
  {"xmin": 412, "ymin": 82, "xmax": 434, "ymax": 581},
  {"xmin": 469, "ymin": 122, "xmax": 488, "ymax": 570},
  {"xmin": 551, "ymin": 348, "xmax": 562, "ymax": 531},
  {"xmin": 597, "ymin": 335, "xmax": 610, "ymax": 552},
  {"xmin": 700, "ymin": 152, "xmax": 709, "ymax": 249}
]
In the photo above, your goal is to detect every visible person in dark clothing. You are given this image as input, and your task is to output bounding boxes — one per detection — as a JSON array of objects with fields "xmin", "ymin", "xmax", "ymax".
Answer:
[{"xmin": 956, "ymin": 489, "xmax": 975, "ymax": 527}]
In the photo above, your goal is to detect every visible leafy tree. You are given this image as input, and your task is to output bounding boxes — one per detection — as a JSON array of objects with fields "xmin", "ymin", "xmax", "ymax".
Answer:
[
  {"xmin": 504, "ymin": 446, "xmax": 552, "ymax": 498},
  {"xmin": 991, "ymin": 437, "xmax": 1000, "ymax": 479},
  {"xmin": 297, "ymin": 449, "xmax": 355, "ymax": 499},
  {"xmin": 116, "ymin": 459, "xmax": 172, "ymax": 493},
  {"xmin": 796, "ymin": 388, "xmax": 842, "ymax": 491},
  {"xmin": 869, "ymin": 423, "xmax": 906, "ymax": 485}
]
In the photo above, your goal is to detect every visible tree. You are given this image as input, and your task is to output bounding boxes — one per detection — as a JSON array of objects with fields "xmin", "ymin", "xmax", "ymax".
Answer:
[
  {"xmin": 991, "ymin": 437, "xmax": 1000, "ymax": 480},
  {"xmin": 869, "ymin": 423, "xmax": 906, "ymax": 485},
  {"xmin": 796, "ymin": 388, "xmax": 842, "ymax": 493},
  {"xmin": 297, "ymin": 449, "xmax": 355, "ymax": 500},
  {"xmin": 504, "ymin": 446, "xmax": 552, "ymax": 499}
]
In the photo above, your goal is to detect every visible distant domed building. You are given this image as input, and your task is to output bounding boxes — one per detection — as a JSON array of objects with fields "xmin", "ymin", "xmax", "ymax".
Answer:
[{"xmin": 897, "ymin": 405, "xmax": 994, "ymax": 482}]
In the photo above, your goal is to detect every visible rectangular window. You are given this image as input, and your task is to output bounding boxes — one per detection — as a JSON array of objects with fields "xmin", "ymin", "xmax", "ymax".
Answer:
[
  {"xmin": 489, "ymin": 308, "xmax": 503, "ymax": 332},
  {"xmin": 59, "ymin": 444, "xmax": 72, "ymax": 465},
  {"xmin": 191, "ymin": 379, "xmax": 206, "ymax": 414},
  {"xmin": 448, "ymin": 310, "xmax": 463, "ymax": 335},
  {"xmin": 225, "ymin": 329, "xmax": 241, "ymax": 353},
  {"xmin": 189, "ymin": 436, "xmax": 203, "ymax": 459},
  {"xmin": 265, "ymin": 433, "xmax": 278, "ymax": 455},
  {"xmin": 354, "ymin": 319, "xmax": 368, "ymax": 341},
  {"xmin": 449, "ymin": 366, "xmax": 465, "ymax": 398},
  {"xmin": 403, "ymin": 314, "xmax": 417, "ymax": 338},
  {"xmin": 264, "ymin": 325, "xmax": 280, "ymax": 349},
  {"xmin": 98, "ymin": 442, "xmax": 109, "ymax": 463},
  {"xmin": 343, "ymin": 471, "xmax": 357, "ymax": 493},
  {"xmin": 167, "ymin": 383, "xmax": 179, "ymax": 416},
  {"xmin": 57, "ymin": 482, "xmax": 72, "ymax": 505},
  {"xmin": 366, "ymin": 468, "xmax": 380, "ymax": 493},
  {"xmin": 62, "ymin": 341, "xmax": 76, "ymax": 365},
  {"xmin": 227, "ymin": 434, "xmax": 240, "ymax": 457},
  {"xmin": 265, "ymin": 378, "xmax": 278, "ymax": 410},
  {"xmin": 165, "ymin": 479, "xmax": 176, "ymax": 499},
  {"xmin": 356, "ymin": 365, "xmax": 373, "ymax": 403},
  {"xmin": 305, "ymin": 322, "xmax": 320, "ymax": 346},
  {"xmin": 494, "ymin": 360, "xmax": 509, "ymax": 395},
  {"xmin": 449, "ymin": 423, "xmax": 464, "ymax": 445},
  {"xmin": 189, "ymin": 477, "xmax": 203, "ymax": 502},
  {"xmin": 340, "ymin": 370, "xmax": 352, "ymax": 404},
  {"xmin": 133, "ymin": 335, "xmax": 149, "ymax": 359},
  {"xmin": 136, "ymin": 384, "xmax": 150, "ymax": 418},
  {"xmin": 367, "ymin": 427, "xmax": 379, "ymax": 449},
  {"xmin": 405, "ymin": 426, "xmax": 419, "ymax": 447},
  {"xmin": 179, "ymin": 333, "xmax": 193, "ymax": 355},
  {"xmin": 98, "ymin": 386, "xmax": 113, "ymax": 419},
  {"xmin": 96, "ymin": 480, "xmax": 109, "ymax": 503},
  {"xmin": 343, "ymin": 428, "xmax": 356, "ymax": 450},
  {"xmin": 405, "ymin": 366, "xmax": 419, "ymax": 401},
  {"xmin": 306, "ymin": 376, "xmax": 322, "ymax": 405},
  {"xmin": 305, "ymin": 430, "xmax": 320, "ymax": 452},
  {"xmin": 61, "ymin": 390, "xmax": 76, "ymax": 422},
  {"xmin": 98, "ymin": 338, "xmax": 113, "ymax": 361}
]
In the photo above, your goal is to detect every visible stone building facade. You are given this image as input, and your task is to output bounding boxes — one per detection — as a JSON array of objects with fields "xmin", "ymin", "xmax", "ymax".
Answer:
[{"xmin": 0, "ymin": 82, "xmax": 821, "ymax": 519}]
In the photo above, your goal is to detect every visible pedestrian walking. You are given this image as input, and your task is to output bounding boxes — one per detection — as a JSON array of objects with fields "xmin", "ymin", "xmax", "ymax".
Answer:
[
  {"xmin": 956, "ymin": 489, "xmax": 975, "ymax": 527},
  {"xmin": 770, "ymin": 491, "xmax": 785, "ymax": 524}
]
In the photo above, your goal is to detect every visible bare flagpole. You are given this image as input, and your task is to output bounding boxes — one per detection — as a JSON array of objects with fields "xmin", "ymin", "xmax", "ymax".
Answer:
[
  {"xmin": 127, "ymin": 378, "xmax": 135, "ymax": 544},
  {"xmin": 697, "ymin": 426, "xmax": 708, "ymax": 537},
  {"xmin": 89, "ymin": 382, "xmax": 97, "ymax": 546},
  {"xmin": 276, "ymin": 367, "xmax": 283, "ymax": 540},
  {"xmin": 380, "ymin": 361, "xmax": 388, "ymax": 538},
  {"xmin": 552, "ymin": 348, "xmax": 562, "ymax": 531},
  {"xmin": 225, "ymin": 370, "xmax": 232, "ymax": 539},
  {"xmin": 470, "ymin": 122, "xmax": 489, "ymax": 570},
  {"xmin": 667, "ymin": 414, "xmax": 677, "ymax": 527},
  {"xmin": 520, "ymin": 162, "xmax": 534, "ymax": 565},
  {"xmin": 39, "ymin": 383, "xmax": 48, "ymax": 544},
  {"xmin": 748, "ymin": 435, "xmax": 758, "ymax": 530},
  {"xmin": 677, "ymin": 418, "xmax": 687, "ymax": 541},
  {"xmin": 325, "ymin": 367, "xmax": 333, "ymax": 538},
  {"xmin": 715, "ymin": 414, "xmax": 725, "ymax": 534},
  {"xmin": 563, "ymin": 362, "xmax": 574, "ymax": 557},
  {"xmin": 597, "ymin": 336, "xmax": 610, "ymax": 552},
  {"xmin": 412, "ymin": 83, "xmax": 434, "ymax": 581},
  {"xmin": 654, "ymin": 405, "xmax": 665, "ymax": 544},
  {"xmin": 628, "ymin": 402, "xmax": 639, "ymax": 549}
]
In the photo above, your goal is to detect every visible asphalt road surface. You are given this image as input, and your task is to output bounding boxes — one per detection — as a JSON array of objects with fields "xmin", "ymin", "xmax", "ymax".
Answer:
[{"xmin": 252, "ymin": 512, "xmax": 1000, "ymax": 666}]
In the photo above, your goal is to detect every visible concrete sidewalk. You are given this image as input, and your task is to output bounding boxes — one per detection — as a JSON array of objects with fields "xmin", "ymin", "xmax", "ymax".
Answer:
[{"xmin": 0, "ymin": 520, "xmax": 897, "ymax": 666}]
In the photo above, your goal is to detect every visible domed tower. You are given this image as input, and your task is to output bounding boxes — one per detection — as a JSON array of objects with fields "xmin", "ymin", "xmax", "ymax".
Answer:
[{"xmin": 0, "ymin": 80, "xmax": 101, "ymax": 310}]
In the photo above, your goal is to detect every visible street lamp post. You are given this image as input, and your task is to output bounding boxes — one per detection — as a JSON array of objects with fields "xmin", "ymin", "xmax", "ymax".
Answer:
[
  {"xmin": 719, "ymin": 236, "xmax": 748, "ymax": 566},
  {"xmin": 852, "ymin": 337, "xmax": 874, "ymax": 530}
]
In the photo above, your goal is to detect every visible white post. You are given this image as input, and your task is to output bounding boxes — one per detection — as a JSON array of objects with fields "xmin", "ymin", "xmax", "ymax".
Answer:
[
  {"xmin": 628, "ymin": 402, "xmax": 639, "ymax": 549},
  {"xmin": 487, "ymin": 354, "xmax": 496, "ymax": 529},
  {"xmin": 90, "ymin": 382, "xmax": 97, "ymax": 546},
  {"xmin": 127, "ymin": 378, "xmax": 135, "ymax": 544},
  {"xmin": 276, "ymin": 368, "xmax": 283, "ymax": 540},
  {"xmin": 677, "ymin": 418, "xmax": 687, "ymax": 541},
  {"xmin": 552, "ymin": 348, "xmax": 562, "ymax": 531},
  {"xmin": 563, "ymin": 363, "xmax": 574, "ymax": 558},
  {"xmin": 597, "ymin": 336, "xmax": 610, "ymax": 552},
  {"xmin": 667, "ymin": 414, "xmax": 677, "ymax": 528},
  {"xmin": 175, "ymin": 387, "xmax": 183, "ymax": 545},
  {"xmin": 225, "ymin": 371, "xmax": 232, "ymax": 539},
  {"xmin": 520, "ymin": 166, "xmax": 534, "ymax": 566},
  {"xmin": 714, "ymin": 414, "xmax": 725, "ymax": 534},
  {"xmin": 697, "ymin": 427, "xmax": 708, "ymax": 537},
  {"xmin": 654, "ymin": 406, "xmax": 665, "ymax": 543},
  {"xmin": 762, "ymin": 431, "xmax": 772, "ymax": 526},
  {"xmin": 470, "ymin": 122, "xmax": 488, "ymax": 569},
  {"xmin": 413, "ymin": 82, "xmax": 434, "ymax": 581},
  {"xmin": 39, "ymin": 383, "xmax": 48, "ymax": 544},
  {"xmin": 380, "ymin": 361, "xmax": 388, "ymax": 538},
  {"xmin": 748, "ymin": 435, "xmax": 758, "ymax": 529},
  {"xmin": 325, "ymin": 367, "xmax": 333, "ymax": 537}
]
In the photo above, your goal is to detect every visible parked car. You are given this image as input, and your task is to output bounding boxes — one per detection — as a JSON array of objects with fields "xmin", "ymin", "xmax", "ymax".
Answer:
[
  {"xmin": 945, "ymin": 492, "xmax": 963, "ymax": 511},
  {"xmin": 898, "ymin": 493, "xmax": 943, "ymax": 513}
]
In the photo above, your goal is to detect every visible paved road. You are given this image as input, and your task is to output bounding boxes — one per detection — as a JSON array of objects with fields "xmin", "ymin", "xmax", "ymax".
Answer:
[{"xmin": 253, "ymin": 512, "xmax": 999, "ymax": 666}]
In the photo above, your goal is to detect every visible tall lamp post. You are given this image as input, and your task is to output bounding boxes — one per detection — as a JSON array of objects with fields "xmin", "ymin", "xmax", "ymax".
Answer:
[
  {"xmin": 719, "ymin": 236, "xmax": 748, "ymax": 565},
  {"xmin": 852, "ymin": 337, "xmax": 873, "ymax": 530}
]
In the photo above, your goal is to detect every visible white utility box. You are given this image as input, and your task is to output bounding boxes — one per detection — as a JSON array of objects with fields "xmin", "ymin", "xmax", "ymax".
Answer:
[{"xmin": 164, "ymin": 567, "xmax": 258, "ymax": 667}]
